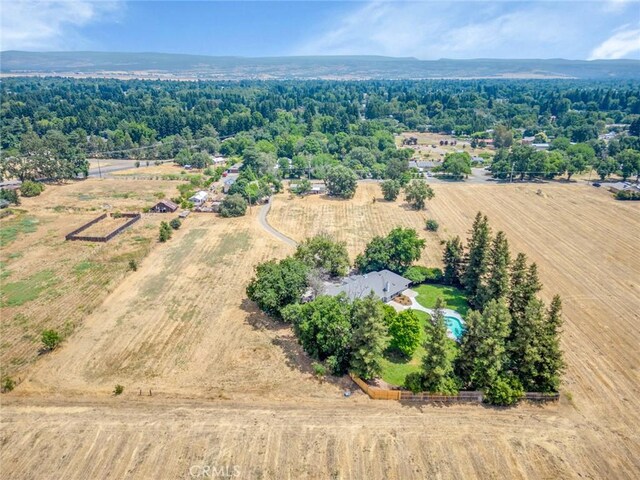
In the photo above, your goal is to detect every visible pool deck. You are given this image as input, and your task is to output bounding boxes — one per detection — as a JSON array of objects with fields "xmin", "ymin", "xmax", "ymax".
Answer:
[{"xmin": 388, "ymin": 288, "xmax": 465, "ymax": 340}]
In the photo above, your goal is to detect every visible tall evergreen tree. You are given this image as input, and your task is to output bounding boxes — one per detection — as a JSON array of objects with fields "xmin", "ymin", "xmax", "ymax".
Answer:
[
  {"xmin": 484, "ymin": 231, "xmax": 511, "ymax": 305},
  {"xmin": 462, "ymin": 212, "xmax": 491, "ymax": 308},
  {"xmin": 349, "ymin": 292, "xmax": 389, "ymax": 380},
  {"xmin": 455, "ymin": 309, "xmax": 481, "ymax": 388},
  {"xmin": 508, "ymin": 252, "xmax": 529, "ymax": 319},
  {"xmin": 509, "ymin": 298, "xmax": 545, "ymax": 391},
  {"xmin": 536, "ymin": 295, "xmax": 565, "ymax": 392},
  {"xmin": 469, "ymin": 299, "xmax": 512, "ymax": 391},
  {"xmin": 443, "ymin": 235, "xmax": 465, "ymax": 286},
  {"xmin": 422, "ymin": 298, "xmax": 459, "ymax": 394}
]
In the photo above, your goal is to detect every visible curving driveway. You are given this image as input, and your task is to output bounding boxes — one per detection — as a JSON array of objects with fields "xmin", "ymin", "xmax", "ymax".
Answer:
[{"xmin": 258, "ymin": 198, "xmax": 298, "ymax": 248}]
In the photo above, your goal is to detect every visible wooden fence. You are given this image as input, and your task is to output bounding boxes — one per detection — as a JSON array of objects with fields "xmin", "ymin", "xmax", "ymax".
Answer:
[
  {"xmin": 349, "ymin": 374, "xmax": 558, "ymax": 404},
  {"xmin": 65, "ymin": 213, "xmax": 141, "ymax": 242}
]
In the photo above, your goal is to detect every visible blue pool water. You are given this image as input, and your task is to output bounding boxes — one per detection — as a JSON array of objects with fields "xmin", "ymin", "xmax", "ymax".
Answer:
[{"xmin": 445, "ymin": 315, "xmax": 465, "ymax": 341}]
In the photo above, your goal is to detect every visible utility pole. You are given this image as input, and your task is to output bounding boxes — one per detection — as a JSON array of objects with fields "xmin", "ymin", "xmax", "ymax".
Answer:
[{"xmin": 509, "ymin": 161, "xmax": 515, "ymax": 183}]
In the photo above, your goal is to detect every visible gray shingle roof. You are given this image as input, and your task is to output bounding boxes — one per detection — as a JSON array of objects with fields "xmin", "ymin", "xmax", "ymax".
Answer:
[{"xmin": 324, "ymin": 270, "xmax": 411, "ymax": 302}]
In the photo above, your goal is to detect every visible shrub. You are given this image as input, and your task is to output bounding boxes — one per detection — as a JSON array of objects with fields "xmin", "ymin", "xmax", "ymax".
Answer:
[
  {"xmin": 128, "ymin": 259, "xmax": 138, "ymax": 271},
  {"xmin": 386, "ymin": 310, "xmax": 421, "ymax": 357},
  {"xmin": 425, "ymin": 219, "xmax": 439, "ymax": 231},
  {"xmin": 169, "ymin": 218, "xmax": 182, "ymax": 230},
  {"xmin": 484, "ymin": 376, "xmax": 524, "ymax": 406},
  {"xmin": 41, "ymin": 329, "xmax": 61, "ymax": 351},
  {"xmin": 312, "ymin": 362, "xmax": 327, "ymax": 379},
  {"xmin": 615, "ymin": 190, "xmax": 640, "ymax": 201},
  {"xmin": 403, "ymin": 266, "xmax": 443, "ymax": 284},
  {"xmin": 0, "ymin": 188, "xmax": 20, "ymax": 205},
  {"xmin": 113, "ymin": 384, "xmax": 124, "ymax": 396},
  {"xmin": 404, "ymin": 372, "xmax": 425, "ymax": 393},
  {"xmin": 20, "ymin": 180, "xmax": 44, "ymax": 197},
  {"xmin": 135, "ymin": 161, "xmax": 140, "ymax": 168},
  {"xmin": 1, "ymin": 376, "xmax": 16, "ymax": 393},
  {"xmin": 159, "ymin": 221, "xmax": 172, "ymax": 242}
]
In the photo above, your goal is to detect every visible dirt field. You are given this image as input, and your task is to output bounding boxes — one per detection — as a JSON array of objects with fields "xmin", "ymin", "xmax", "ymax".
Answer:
[{"xmin": 2, "ymin": 180, "xmax": 639, "ymax": 479}]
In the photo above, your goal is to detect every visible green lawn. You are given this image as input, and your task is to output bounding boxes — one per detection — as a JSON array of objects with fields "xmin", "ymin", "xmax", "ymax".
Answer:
[
  {"xmin": 413, "ymin": 283, "xmax": 469, "ymax": 316},
  {"xmin": 0, "ymin": 269, "xmax": 57, "ymax": 307},
  {"xmin": 379, "ymin": 310, "xmax": 430, "ymax": 386}
]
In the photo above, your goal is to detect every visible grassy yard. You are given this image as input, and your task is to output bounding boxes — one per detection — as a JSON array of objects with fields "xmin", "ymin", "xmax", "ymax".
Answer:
[
  {"xmin": 379, "ymin": 310, "xmax": 430, "ymax": 386},
  {"xmin": 413, "ymin": 283, "xmax": 469, "ymax": 316}
]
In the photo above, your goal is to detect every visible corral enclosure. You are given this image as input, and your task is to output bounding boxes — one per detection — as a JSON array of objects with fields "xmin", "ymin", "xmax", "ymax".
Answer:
[{"xmin": 1, "ymin": 179, "xmax": 639, "ymax": 479}]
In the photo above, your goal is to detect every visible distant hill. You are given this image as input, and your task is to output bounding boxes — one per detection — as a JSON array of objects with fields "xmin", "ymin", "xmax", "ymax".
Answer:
[{"xmin": 2, "ymin": 51, "xmax": 639, "ymax": 80}]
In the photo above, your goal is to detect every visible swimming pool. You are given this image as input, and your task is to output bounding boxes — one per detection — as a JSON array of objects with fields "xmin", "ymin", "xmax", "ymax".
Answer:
[{"xmin": 445, "ymin": 315, "xmax": 465, "ymax": 341}]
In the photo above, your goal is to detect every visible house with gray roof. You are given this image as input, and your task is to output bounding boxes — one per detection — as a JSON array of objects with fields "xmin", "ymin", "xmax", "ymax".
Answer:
[{"xmin": 324, "ymin": 270, "xmax": 411, "ymax": 303}]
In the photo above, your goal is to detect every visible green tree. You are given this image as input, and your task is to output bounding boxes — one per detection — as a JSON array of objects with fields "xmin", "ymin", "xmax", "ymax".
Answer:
[
  {"xmin": 219, "ymin": 193, "xmax": 248, "ymax": 217},
  {"xmin": 325, "ymin": 165, "xmax": 358, "ymax": 198},
  {"xmin": 247, "ymin": 257, "xmax": 310, "ymax": 317},
  {"xmin": 595, "ymin": 156, "xmax": 618, "ymax": 181},
  {"xmin": 443, "ymin": 236, "xmax": 465, "ymax": 286},
  {"xmin": 41, "ymin": 329, "xmax": 61, "ymax": 351},
  {"xmin": 422, "ymin": 298, "xmax": 459, "ymax": 394},
  {"xmin": 462, "ymin": 212, "xmax": 491, "ymax": 308},
  {"xmin": 169, "ymin": 218, "xmax": 181, "ymax": 230},
  {"xmin": 294, "ymin": 234, "xmax": 350, "ymax": 277},
  {"xmin": 493, "ymin": 125, "xmax": 513, "ymax": 149},
  {"xmin": 617, "ymin": 149, "xmax": 640, "ymax": 181},
  {"xmin": 355, "ymin": 227, "xmax": 425, "ymax": 274},
  {"xmin": 468, "ymin": 300, "xmax": 515, "ymax": 403},
  {"xmin": 565, "ymin": 143, "xmax": 595, "ymax": 180},
  {"xmin": 282, "ymin": 294, "xmax": 353, "ymax": 374},
  {"xmin": 292, "ymin": 178, "xmax": 312, "ymax": 195},
  {"xmin": 158, "ymin": 221, "xmax": 172, "ymax": 242},
  {"xmin": 484, "ymin": 231, "xmax": 511, "ymax": 305},
  {"xmin": 349, "ymin": 293, "xmax": 389, "ymax": 379},
  {"xmin": 404, "ymin": 179, "xmax": 435, "ymax": 210},
  {"xmin": 380, "ymin": 179, "xmax": 401, "ymax": 201},
  {"xmin": 441, "ymin": 152, "xmax": 472, "ymax": 178},
  {"xmin": 536, "ymin": 295, "xmax": 565, "ymax": 393},
  {"xmin": 510, "ymin": 259, "xmax": 542, "ymax": 322},
  {"xmin": 386, "ymin": 309, "xmax": 421, "ymax": 357}
]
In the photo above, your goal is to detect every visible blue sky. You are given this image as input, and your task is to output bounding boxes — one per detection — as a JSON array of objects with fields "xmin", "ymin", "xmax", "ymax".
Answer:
[{"xmin": 1, "ymin": 1, "xmax": 639, "ymax": 59}]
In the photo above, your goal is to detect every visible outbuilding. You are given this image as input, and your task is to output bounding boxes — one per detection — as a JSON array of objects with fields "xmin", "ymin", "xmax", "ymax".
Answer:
[
  {"xmin": 189, "ymin": 191, "xmax": 208, "ymax": 206},
  {"xmin": 151, "ymin": 199, "xmax": 179, "ymax": 213}
]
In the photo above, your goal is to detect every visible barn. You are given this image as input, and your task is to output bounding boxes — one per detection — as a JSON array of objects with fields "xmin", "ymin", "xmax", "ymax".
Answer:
[{"xmin": 151, "ymin": 199, "xmax": 179, "ymax": 213}]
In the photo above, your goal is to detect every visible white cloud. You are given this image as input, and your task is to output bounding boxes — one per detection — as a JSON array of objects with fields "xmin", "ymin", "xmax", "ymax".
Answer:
[
  {"xmin": 0, "ymin": 0, "xmax": 124, "ymax": 51},
  {"xmin": 589, "ymin": 26, "xmax": 640, "ymax": 59},
  {"xmin": 296, "ymin": 1, "xmax": 638, "ymax": 60},
  {"xmin": 297, "ymin": 1, "xmax": 578, "ymax": 59}
]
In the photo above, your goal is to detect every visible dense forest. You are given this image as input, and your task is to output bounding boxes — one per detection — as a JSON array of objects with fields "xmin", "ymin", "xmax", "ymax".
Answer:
[{"xmin": 1, "ymin": 78, "xmax": 639, "ymax": 182}]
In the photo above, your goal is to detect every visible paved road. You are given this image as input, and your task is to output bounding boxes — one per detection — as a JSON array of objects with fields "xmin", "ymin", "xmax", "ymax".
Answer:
[{"xmin": 258, "ymin": 198, "xmax": 298, "ymax": 248}]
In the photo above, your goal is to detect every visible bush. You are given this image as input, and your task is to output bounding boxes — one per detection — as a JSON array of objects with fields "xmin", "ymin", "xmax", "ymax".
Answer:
[
  {"xmin": 312, "ymin": 362, "xmax": 327, "ymax": 379},
  {"xmin": 403, "ymin": 266, "xmax": 443, "ymax": 284},
  {"xmin": 128, "ymin": 259, "xmax": 138, "ymax": 271},
  {"xmin": 20, "ymin": 180, "xmax": 44, "ymax": 197},
  {"xmin": 135, "ymin": 161, "xmax": 140, "ymax": 168},
  {"xmin": 484, "ymin": 376, "xmax": 524, "ymax": 406},
  {"xmin": 169, "ymin": 218, "xmax": 182, "ymax": 230},
  {"xmin": 387, "ymin": 310, "xmax": 421, "ymax": 357},
  {"xmin": 425, "ymin": 219, "xmax": 439, "ymax": 231},
  {"xmin": 1, "ymin": 376, "xmax": 16, "ymax": 393},
  {"xmin": 159, "ymin": 221, "xmax": 172, "ymax": 242},
  {"xmin": 41, "ymin": 329, "xmax": 61, "ymax": 351},
  {"xmin": 0, "ymin": 188, "xmax": 20, "ymax": 205},
  {"xmin": 404, "ymin": 372, "xmax": 425, "ymax": 393},
  {"xmin": 113, "ymin": 384, "xmax": 124, "ymax": 396},
  {"xmin": 615, "ymin": 190, "xmax": 640, "ymax": 200},
  {"xmin": 219, "ymin": 194, "xmax": 248, "ymax": 217}
]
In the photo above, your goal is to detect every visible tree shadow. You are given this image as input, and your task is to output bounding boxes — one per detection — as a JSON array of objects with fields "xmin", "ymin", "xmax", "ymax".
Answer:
[
  {"xmin": 383, "ymin": 348, "xmax": 412, "ymax": 364},
  {"xmin": 240, "ymin": 298, "xmax": 289, "ymax": 333}
]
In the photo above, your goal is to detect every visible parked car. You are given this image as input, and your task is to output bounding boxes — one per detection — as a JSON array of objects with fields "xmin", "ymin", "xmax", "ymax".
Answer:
[{"xmin": 592, "ymin": 182, "xmax": 601, "ymax": 187}]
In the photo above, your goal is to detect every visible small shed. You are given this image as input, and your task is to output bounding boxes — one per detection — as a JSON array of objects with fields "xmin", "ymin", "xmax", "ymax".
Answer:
[
  {"xmin": 151, "ymin": 199, "xmax": 179, "ymax": 213},
  {"xmin": 179, "ymin": 210, "xmax": 191, "ymax": 219}
]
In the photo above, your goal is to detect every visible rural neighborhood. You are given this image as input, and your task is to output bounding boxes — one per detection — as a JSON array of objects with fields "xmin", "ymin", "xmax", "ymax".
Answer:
[{"xmin": 1, "ymin": 11, "xmax": 640, "ymax": 477}]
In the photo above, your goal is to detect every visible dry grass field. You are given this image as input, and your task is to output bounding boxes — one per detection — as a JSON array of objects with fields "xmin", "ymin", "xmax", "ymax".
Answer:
[
  {"xmin": 2, "ymin": 179, "xmax": 639, "ymax": 479},
  {"xmin": 397, "ymin": 132, "xmax": 494, "ymax": 160}
]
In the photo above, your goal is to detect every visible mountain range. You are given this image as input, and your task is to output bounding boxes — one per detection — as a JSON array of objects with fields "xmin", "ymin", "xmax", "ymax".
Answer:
[{"xmin": 1, "ymin": 51, "xmax": 639, "ymax": 80}]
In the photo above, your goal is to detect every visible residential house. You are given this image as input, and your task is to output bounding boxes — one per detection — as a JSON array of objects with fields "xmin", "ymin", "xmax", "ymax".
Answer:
[
  {"xmin": 324, "ymin": 270, "xmax": 411, "ymax": 303},
  {"xmin": 189, "ymin": 191, "xmax": 208, "ymax": 206}
]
